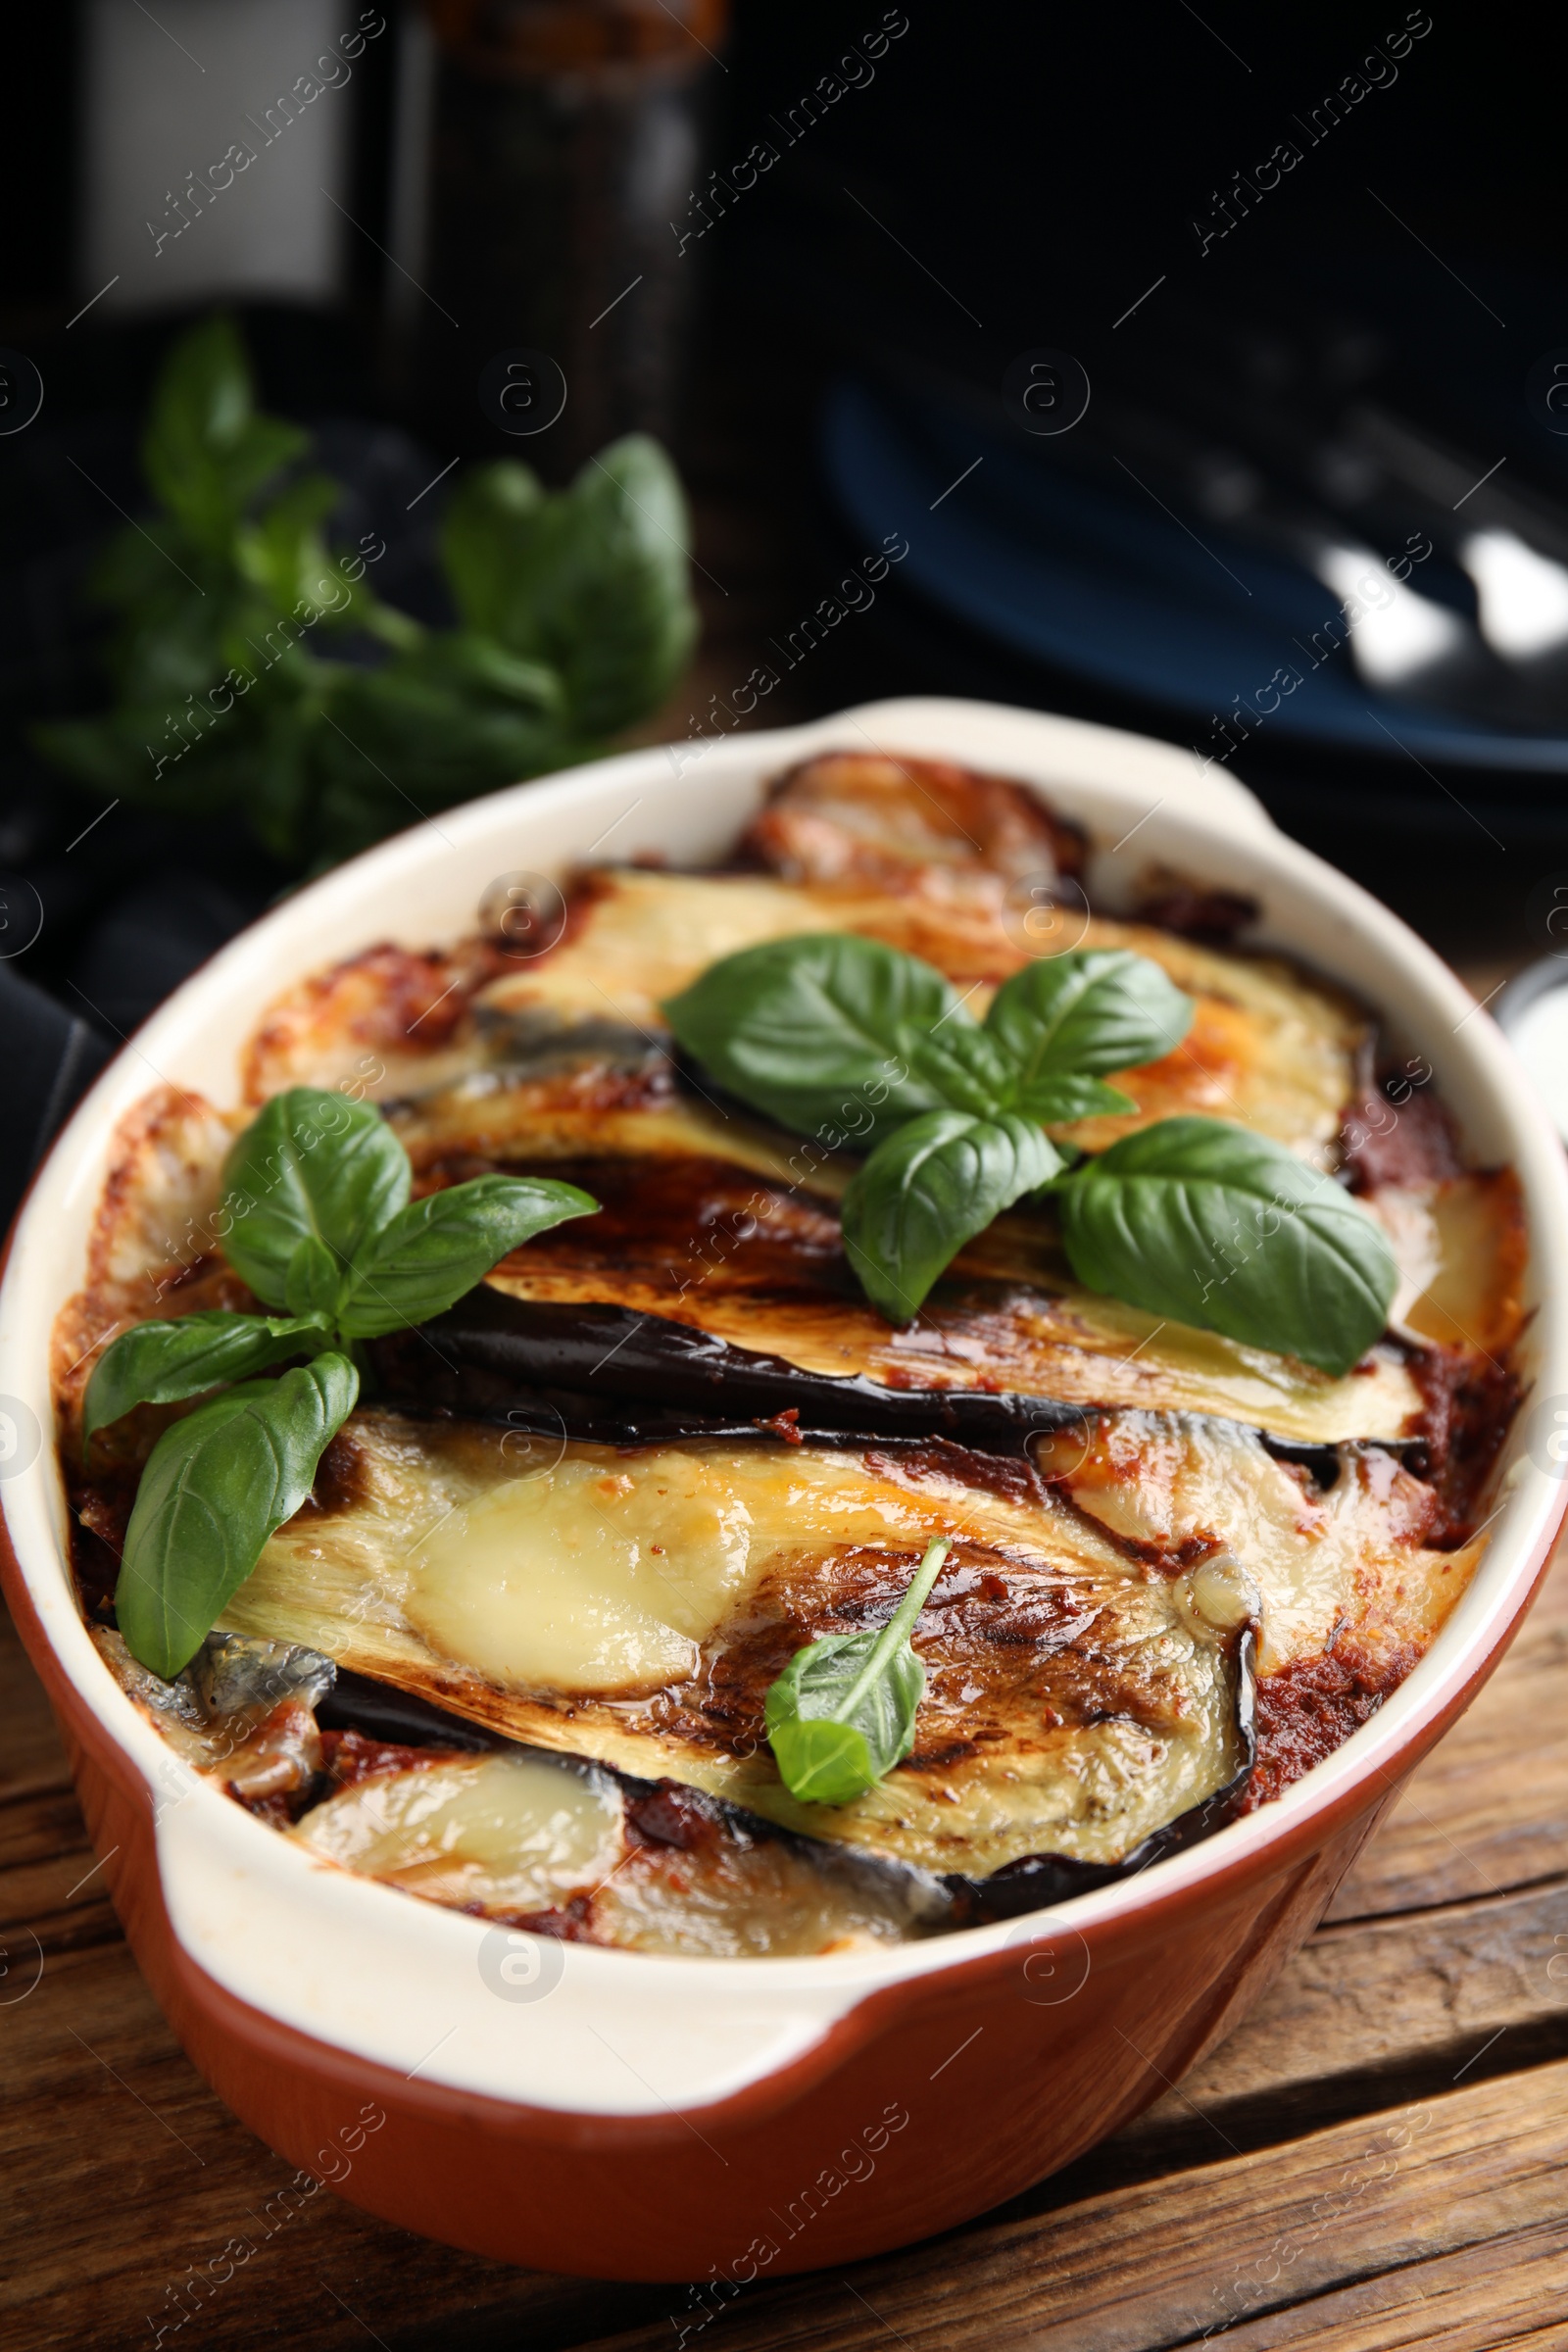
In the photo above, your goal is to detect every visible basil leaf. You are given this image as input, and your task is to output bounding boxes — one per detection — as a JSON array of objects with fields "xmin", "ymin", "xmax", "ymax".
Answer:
[
  {"xmin": 662, "ymin": 933, "xmax": 955, "ymax": 1140},
  {"xmin": 339, "ymin": 629, "xmax": 564, "ymax": 727},
  {"xmin": 336, "ymin": 1175, "xmax": 598, "ymax": 1338},
  {"xmin": 140, "ymin": 314, "xmax": 306, "ymax": 555},
  {"xmin": 284, "ymin": 1236, "xmax": 345, "ymax": 1317},
  {"xmin": 898, "ymin": 1022, "xmax": 1018, "ymax": 1118},
  {"xmin": 985, "ymin": 949, "xmax": 1194, "ymax": 1098},
  {"xmin": 220, "ymin": 1087, "xmax": 410, "ymax": 1307},
  {"xmin": 840, "ymin": 1110, "xmax": 1061, "ymax": 1323},
  {"xmin": 114, "ymin": 1353, "xmax": 359, "ymax": 1678},
  {"xmin": 82, "ymin": 1311, "xmax": 329, "ymax": 1448},
  {"xmin": 544, "ymin": 436, "xmax": 700, "ymax": 738},
  {"xmin": 234, "ymin": 473, "xmax": 344, "ymax": 616},
  {"xmin": 1057, "ymin": 1115, "xmax": 1398, "ymax": 1376},
  {"xmin": 440, "ymin": 438, "xmax": 697, "ymax": 737},
  {"xmin": 440, "ymin": 460, "xmax": 548, "ymax": 646},
  {"xmin": 315, "ymin": 643, "xmax": 573, "ymax": 859},
  {"xmin": 765, "ymin": 1538, "xmax": 950, "ymax": 1804},
  {"xmin": 1009, "ymin": 1073, "xmax": 1138, "ymax": 1124},
  {"xmin": 766, "ymin": 1717, "xmax": 884, "ymax": 1806}
]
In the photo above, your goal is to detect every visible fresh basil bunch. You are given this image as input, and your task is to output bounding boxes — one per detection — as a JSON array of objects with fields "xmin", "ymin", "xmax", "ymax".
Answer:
[
  {"xmin": 663, "ymin": 935, "xmax": 1396, "ymax": 1375},
  {"xmin": 35, "ymin": 316, "xmax": 697, "ymax": 871},
  {"xmin": 766, "ymin": 1539, "xmax": 951, "ymax": 1804},
  {"xmin": 86, "ymin": 1087, "xmax": 596, "ymax": 1677}
]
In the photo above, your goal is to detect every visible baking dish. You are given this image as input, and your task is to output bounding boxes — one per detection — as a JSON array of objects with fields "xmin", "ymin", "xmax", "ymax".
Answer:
[{"xmin": 4, "ymin": 695, "xmax": 1565, "ymax": 2280}]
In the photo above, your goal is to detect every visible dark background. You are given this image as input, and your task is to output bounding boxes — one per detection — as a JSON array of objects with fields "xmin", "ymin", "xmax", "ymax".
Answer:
[{"xmin": 1, "ymin": 0, "xmax": 1563, "ymax": 1215}]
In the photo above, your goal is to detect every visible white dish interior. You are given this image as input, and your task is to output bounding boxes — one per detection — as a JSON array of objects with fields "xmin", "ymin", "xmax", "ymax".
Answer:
[{"xmin": 5, "ymin": 696, "xmax": 1566, "ymax": 2117}]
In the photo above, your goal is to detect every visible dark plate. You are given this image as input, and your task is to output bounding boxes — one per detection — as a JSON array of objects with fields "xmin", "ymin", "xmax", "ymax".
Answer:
[{"xmin": 821, "ymin": 375, "xmax": 1568, "ymax": 784}]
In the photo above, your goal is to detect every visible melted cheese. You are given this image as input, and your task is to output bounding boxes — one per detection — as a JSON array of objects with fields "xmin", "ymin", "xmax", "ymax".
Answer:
[
  {"xmin": 409, "ymin": 1455, "xmax": 757, "ymax": 1694},
  {"xmin": 293, "ymin": 1751, "xmax": 623, "ymax": 1912},
  {"xmin": 1042, "ymin": 1412, "xmax": 1476, "ymax": 1676},
  {"xmin": 292, "ymin": 1752, "xmax": 941, "ymax": 1954},
  {"xmin": 216, "ymin": 1407, "xmax": 1472, "ymax": 1879},
  {"xmin": 478, "ymin": 869, "xmax": 1364, "ymax": 1162}
]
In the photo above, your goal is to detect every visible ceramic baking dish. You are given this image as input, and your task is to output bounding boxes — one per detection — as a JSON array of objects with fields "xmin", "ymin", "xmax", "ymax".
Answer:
[{"xmin": 4, "ymin": 696, "xmax": 1565, "ymax": 2281}]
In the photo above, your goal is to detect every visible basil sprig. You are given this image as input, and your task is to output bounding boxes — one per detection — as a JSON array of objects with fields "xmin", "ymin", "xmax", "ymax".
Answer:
[
  {"xmin": 86, "ymin": 1086, "xmax": 596, "ymax": 1677},
  {"xmin": 663, "ymin": 937, "xmax": 1192, "ymax": 1142},
  {"xmin": 765, "ymin": 1538, "xmax": 950, "ymax": 1805},
  {"xmin": 663, "ymin": 934, "xmax": 1397, "ymax": 1373},
  {"xmin": 34, "ymin": 315, "xmax": 698, "ymax": 872}
]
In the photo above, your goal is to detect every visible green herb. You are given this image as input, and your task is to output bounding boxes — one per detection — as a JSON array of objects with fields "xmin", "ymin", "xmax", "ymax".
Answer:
[
  {"xmin": 441, "ymin": 439, "xmax": 696, "ymax": 741},
  {"xmin": 1057, "ymin": 1115, "xmax": 1397, "ymax": 1376},
  {"xmin": 765, "ymin": 1538, "xmax": 950, "ymax": 1805},
  {"xmin": 663, "ymin": 933, "xmax": 1396, "ymax": 1371},
  {"xmin": 220, "ymin": 1088, "xmax": 411, "ymax": 1302},
  {"xmin": 840, "ymin": 1110, "xmax": 1058, "ymax": 1323},
  {"xmin": 979, "ymin": 949, "xmax": 1197, "ymax": 1120},
  {"xmin": 662, "ymin": 931, "xmax": 956, "ymax": 1140},
  {"xmin": 663, "ymin": 938, "xmax": 1192, "ymax": 1141},
  {"xmin": 34, "ymin": 315, "xmax": 698, "ymax": 872},
  {"xmin": 662, "ymin": 935, "xmax": 1188, "ymax": 1318},
  {"xmin": 114, "ymin": 1358, "xmax": 359, "ymax": 1686},
  {"xmin": 336, "ymin": 1176, "xmax": 599, "ymax": 1336},
  {"xmin": 87, "ymin": 1086, "xmax": 596, "ymax": 1677},
  {"xmin": 81, "ymin": 1309, "xmax": 331, "ymax": 1450}
]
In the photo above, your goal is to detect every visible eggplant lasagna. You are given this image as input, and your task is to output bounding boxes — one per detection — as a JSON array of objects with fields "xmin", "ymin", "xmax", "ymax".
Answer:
[{"xmin": 57, "ymin": 753, "xmax": 1522, "ymax": 1957}]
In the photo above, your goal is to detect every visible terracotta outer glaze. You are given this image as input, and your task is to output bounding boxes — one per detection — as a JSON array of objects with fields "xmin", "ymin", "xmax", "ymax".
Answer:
[{"xmin": 5, "ymin": 698, "xmax": 1565, "ymax": 2280}]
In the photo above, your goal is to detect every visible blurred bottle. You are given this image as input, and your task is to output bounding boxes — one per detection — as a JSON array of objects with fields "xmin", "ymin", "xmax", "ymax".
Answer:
[{"xmin": 399, "ymin": 0, "xmax": 728, "ymax": 470}]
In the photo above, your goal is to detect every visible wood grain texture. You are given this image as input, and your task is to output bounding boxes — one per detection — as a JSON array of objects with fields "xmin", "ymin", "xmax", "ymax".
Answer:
[
  {"xmin": 6, "ymin": 1522, "xmax": 1568, "ymax": 2349},
  {"xmin": 0, "ymin": 1933, "xmax": 673, "ymax": 2350},
  {"xmin": 571, "ymin": 2063, "xmax": 1568, "ymax": 2352},
  {"xmin": 1186, "ymin": 2221, "xmax": 1568, "ymax": 2351}
]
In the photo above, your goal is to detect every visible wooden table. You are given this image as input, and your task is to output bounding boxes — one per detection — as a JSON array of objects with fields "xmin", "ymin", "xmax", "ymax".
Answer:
[{"xmin": 7, "ymin": 1494, "xmax": 1568, "ymax": 2350}]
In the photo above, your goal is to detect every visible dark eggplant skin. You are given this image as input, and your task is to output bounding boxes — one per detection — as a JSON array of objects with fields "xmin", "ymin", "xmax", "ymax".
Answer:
[
  {"xmin": 318, "ymin": 1668, "xmax": 499, "ymax": 1751},
  {"xmin": 368, "ymin": 1288, "xmax": 1402, "ymax": 1490},
  {"xmin": 318, "ymin": 1637, "xmax": 1255, "ymax": 1929},
  {"xmin": 944, "ymin": 1632, "xmax": 1257, "ymax": 1924},
  {"xmin": 368, "ymin": 1286, "xmax": 1088, "ymax": 1455}
]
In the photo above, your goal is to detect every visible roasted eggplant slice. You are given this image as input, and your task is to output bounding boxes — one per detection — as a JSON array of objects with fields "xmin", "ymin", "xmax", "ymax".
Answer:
[
  {"xmin": 90, "ymin": 1627, "xmax": 335, "ymax": 1810},
  {"xmin": 1031, "ymin": 1410, "xmax": 1480, "ymax": 1675},
  {"xmin": 737, "ymin": 750, "xmax": 1088, "ymax": 894},
  {"xmin": 376, "ymin": 1200, "xmax": 1426, "ymax": 1449},
  {"xmin": 369, "ymin": 1286, "xmax": 1085, "ymax": 1452},
  {"xmin": 947, "ymin": 1679, "xmax": 1255, "ymax": 1924},
  {"xmin": 220, "ymin": 1410, "xmax": 1368, "ymax": 1881},
  {"xmin": 466, "ymin": 866, "xmax": 1366, "ymax": 1163},
  {"xmin": 291, "ymin": 1740, "xmax": 952, "ymax": 1956}
]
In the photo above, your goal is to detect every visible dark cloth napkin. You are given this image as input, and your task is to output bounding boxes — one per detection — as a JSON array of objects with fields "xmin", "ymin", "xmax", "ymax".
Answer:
[{"xmin": 0, "ymin": 961, "xmax": 112, "ymax": 1228}]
